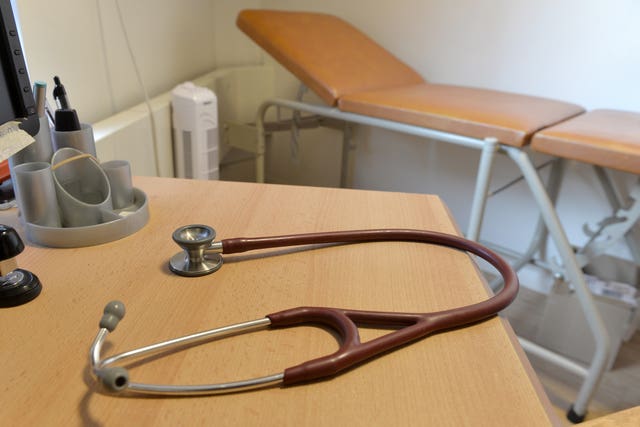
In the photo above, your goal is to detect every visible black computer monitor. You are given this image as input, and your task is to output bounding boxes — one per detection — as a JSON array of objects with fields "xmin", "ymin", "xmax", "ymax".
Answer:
[{"xmin": 0, "ymin": 0, "xmax": 38, "ymax": 137}]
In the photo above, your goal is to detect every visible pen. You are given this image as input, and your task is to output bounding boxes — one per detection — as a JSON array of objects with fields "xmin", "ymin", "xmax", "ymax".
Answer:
[
  {"xmin": 52, "ymin": 76, "xmax": 81, "ymax": 131},
  {"xmin": 53, "ymin": 76, "xmax": 70, "ymax": 109}
]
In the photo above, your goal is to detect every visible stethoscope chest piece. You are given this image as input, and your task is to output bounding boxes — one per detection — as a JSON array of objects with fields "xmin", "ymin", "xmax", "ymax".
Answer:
[{"xmin": 169, "ymin": 225, "xmax": 223, "ymax": 277}]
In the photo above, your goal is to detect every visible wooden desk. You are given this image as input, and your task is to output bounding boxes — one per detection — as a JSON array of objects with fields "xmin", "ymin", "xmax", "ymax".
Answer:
[
  {"xmin": 0, "ymin": 176, "xmax": 557, "ymax": 426},
  {"xmin": 582, "ymin": 406, "xmax": 640, "ymax": 426}
]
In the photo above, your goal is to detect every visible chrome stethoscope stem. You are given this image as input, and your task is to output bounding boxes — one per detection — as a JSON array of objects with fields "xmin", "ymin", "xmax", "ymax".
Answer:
[
  {"xmin": 125, "ymin": 373, "xmax": 285, "ymax": 396},
  {"xmin": 91, "ymin": 304, "xmax": 285, "ymax": 395},
  {"xmin": 90, "ymin": 328, "xmax": 109, "ymax": 371},
  {"xmin": 100, "ymin": 318, "xmax": 271, "ymax": 367}
]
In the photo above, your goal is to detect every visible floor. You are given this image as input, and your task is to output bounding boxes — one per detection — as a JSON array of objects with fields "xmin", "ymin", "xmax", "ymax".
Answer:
[{"xmin": 503, "ymin": 286, "xmax": 640, "ymax": 424}]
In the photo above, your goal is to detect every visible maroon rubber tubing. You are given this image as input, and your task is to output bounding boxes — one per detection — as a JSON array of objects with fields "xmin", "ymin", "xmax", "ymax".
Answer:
[{"xmin": 222, "ymin": 229, "xmax": 518, "ymax": 386}]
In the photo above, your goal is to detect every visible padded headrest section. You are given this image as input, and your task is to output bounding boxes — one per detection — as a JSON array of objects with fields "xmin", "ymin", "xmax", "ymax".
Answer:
[
  {"xmin": 532, "ymin": 109, "xmax": 640, "ymax": 174},
  {"xmin": 237, "ymin": 9, "xmax": 425, "ymax": 106}
]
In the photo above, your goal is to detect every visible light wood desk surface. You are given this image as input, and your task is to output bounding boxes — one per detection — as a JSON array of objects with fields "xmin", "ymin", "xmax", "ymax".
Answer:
[
  {"xmin": 0, "ymin": 176, "xmax": 557, "ymax": 426},
  {"xmin": 582, "ymin": 405, "xmax": 640, "ymax": 426}
]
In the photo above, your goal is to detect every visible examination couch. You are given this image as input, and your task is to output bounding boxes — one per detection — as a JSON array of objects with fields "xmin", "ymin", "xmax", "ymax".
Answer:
[{"xmin": 235, "ymin": 9, "xmax": 640, "ymax": 422}]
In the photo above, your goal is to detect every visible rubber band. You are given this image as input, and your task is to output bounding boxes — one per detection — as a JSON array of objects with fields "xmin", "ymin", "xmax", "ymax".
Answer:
[{"xmin": 51, "ymin": 153, "xmax": 98, "ymax": 171}]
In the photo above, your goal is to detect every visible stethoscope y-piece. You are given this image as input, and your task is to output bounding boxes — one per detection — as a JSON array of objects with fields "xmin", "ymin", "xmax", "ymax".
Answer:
[{"xmin": 90, "ymin": 225, "xmax": 518, "ymax": 396}]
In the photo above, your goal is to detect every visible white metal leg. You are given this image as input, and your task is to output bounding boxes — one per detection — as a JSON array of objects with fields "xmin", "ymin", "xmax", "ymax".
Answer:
[
  {"xmin": 340, "ymin": 124, "xmax": 355, "ymax": 188},
  {"xmin": 519, "ymin": 337, "xmax": 589, "ymax": 379},
  {"xmin": 466, "ymin": 138, "xmax": 498, "ymax": 241},
  {"xmin": 504, "ymin": 159, "xmax": 565, "ymax": 275},
  {"xmin": 255, "ymin": 102, "xmax": 269, "ymax": 183},
  {"xmin": 504, "ymin": 146, "xmax": 610, "ymax": 419}
]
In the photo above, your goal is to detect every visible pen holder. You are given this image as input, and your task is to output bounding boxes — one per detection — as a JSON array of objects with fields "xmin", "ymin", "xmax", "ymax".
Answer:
[
  {"xmin": 9, "ymin": 116, "xmax": 54, "ymax": 167},
  {"xmin": 51, "ymin": 148, "xmax": 113, "ymax": 227},
  {"xmin": 10, "ymin": 112, "xmax": 149, "ymax": 246},
  {"xmin": 51, "ymin": 123, "xmax": 97, "ymax": 157}
]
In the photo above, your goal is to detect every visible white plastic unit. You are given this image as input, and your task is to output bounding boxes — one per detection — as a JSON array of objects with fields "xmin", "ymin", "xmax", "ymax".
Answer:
[{"xmin": 172, "ymin": 82, "xmax": 219, "ymax": 180}]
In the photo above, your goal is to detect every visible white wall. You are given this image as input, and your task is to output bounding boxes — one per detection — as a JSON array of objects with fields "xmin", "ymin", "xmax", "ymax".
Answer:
[
  {"xmin": 268, "ymin": 0, "xmax": 640, "ymax": 111},
  {"xmin": 15, "ymin": 0, "xmax": 219, "ymax": 123},
  {"xmin": 13, "ymin": 0, "xmax": 640, "ymax": 260}
]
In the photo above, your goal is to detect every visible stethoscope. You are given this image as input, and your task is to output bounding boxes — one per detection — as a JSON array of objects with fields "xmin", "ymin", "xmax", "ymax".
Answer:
[{"xmin": 90, "ymin": 225, "xmax": 518, "ymax": 396}]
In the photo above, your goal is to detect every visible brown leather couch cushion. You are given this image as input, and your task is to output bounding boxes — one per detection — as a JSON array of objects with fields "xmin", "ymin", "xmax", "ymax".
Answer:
[
  {"xmin": 339, "ymin": 84, "xmax": 585, "ymax": 147},
  {"xmin": 237, "ymin": 9, "xmax": 425, "ymax": 106},
  {"xmin": 532, "ymin": 109, "xmax": 640, "ymax": 174}
]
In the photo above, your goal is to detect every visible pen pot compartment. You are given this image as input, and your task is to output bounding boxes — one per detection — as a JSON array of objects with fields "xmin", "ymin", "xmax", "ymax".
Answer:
[
  {"xmin": 9, "ymin": 116, "xmax": 54, "ymax": 168},
  {"xmin": 51, "ymin": 148, "xmax": 113, "ymax": 227},
  {"xmin": 51, "ymin": 123, "xmax": 97, "ymax": 157},
  {"xmin": 12, "ymin": 162, "xmax": 62, "ymax": 228},
  {"xmin": 101, "ymin": 160, "xmax": 134, "ymax": 210}
]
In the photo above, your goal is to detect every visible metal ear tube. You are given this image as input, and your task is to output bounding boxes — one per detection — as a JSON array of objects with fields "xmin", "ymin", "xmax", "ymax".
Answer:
[
  {"xmin": 91, "ymin": 301, "xmax": 129, "ymax": 392},
  {"xmin": 90, "ymin": 300, "xmax": 280, "ymax": 395}
]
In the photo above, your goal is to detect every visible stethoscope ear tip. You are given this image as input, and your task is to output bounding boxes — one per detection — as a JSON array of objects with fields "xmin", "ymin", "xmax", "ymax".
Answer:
[
  {"xmin": 99, "ymin": 301, "xmax": 126, "ymax": 332},
  {"xmin": 97, "ymin": 366, "xmax": 129, "ymax": 393}
]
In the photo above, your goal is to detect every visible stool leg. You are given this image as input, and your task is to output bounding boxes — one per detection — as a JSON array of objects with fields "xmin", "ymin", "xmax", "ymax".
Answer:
[
  {"xmin": 505, "ymin": 147, "xmax": 610, "ymax": 422},
  {"xmin": 536, "ymin": 159, "xmax": 565, "ymax": 263},
  {"xmin": 340, "ymin": 123, "xmax": 355, "ymax": 188},
  {"xmin": 255, "ymin": 101, "xmax": 271, "ymax": 183},
  {"xmin": 488, "ymin": 158, "xmax": 565, "ymax": 290},
  {"xmin": 518, "ymin": 158, "xmax": 565, "ymax": 267},
  {"xmin": 466, "ymin": 137, "xmax": 498, "ymax": 241},
  {"xmin": 526, "ymin": 158, "xmax": 566, "ymax": 268}
]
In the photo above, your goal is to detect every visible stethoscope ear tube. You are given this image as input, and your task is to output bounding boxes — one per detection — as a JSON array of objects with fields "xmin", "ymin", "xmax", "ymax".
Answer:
[
  {"xmin": 91, "ymin": 314, "xmax": 278, "ymax": 395},
  {"xmin": 91, "ymin": 227, "xmax": 518, "ymax": 396}
]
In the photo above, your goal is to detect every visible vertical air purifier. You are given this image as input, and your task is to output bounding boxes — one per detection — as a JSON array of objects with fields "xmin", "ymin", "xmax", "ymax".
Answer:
[{"xmin": 172, "ymin": 82, "xmax": 219, "ymax": 180}]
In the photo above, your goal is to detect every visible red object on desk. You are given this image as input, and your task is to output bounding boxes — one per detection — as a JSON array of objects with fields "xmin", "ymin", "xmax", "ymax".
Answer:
[{"xmin": 0, "ymin": 160, "xmax": 10, "ymax": 182}]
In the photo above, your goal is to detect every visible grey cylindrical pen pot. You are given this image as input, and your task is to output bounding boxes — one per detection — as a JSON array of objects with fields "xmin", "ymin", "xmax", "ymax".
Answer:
[
  {"xmin": 51, "ymin": 123, "xmax": 97, "ymax": 157},
  {"xmin": 9, "ymin": 116, "xmax": 54, "ymax": 168},
  {"xmin": 102, "ymin": 160, "xmax": 134, "ymax": 209},
  {"xmin": 12, "ymin": 162, "xmax": 62, "ymax": 227},
  {"xmin": 51, "ymin": 148, "xmax": 112, "ymax": 227}
]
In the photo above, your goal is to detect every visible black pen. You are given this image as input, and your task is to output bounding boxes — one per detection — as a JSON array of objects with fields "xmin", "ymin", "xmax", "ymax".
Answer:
[
  {"xmin": 52, "ymin": 76, "xmax": 81, "ymax": 131},
  {"xmin": 53, "ymin": 75, "xmax": 71, "ymax": 109}
]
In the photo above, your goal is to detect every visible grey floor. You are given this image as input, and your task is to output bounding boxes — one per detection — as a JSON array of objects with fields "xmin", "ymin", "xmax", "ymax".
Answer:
[{"xmin": 503, "ymin": 286, "xmax": 640, "ymax": 423}]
